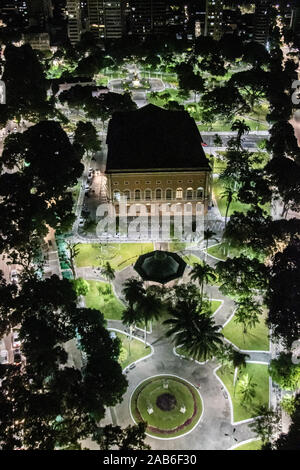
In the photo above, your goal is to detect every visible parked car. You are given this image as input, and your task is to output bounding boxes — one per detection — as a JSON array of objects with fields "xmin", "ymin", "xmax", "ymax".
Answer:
[
  {"xmin": 12, "ymin": 329, "xmax": 20, "ymax": 349},
  {"xmin": 10, "ymin": 269, "xmax": 19, "ymax": 284},
  {"xmin": 0, "ymin": 349, "xmax": 8, "ymax": 365}
]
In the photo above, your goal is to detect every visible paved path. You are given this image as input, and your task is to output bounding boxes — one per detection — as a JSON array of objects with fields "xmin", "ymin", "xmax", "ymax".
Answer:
[
  {"xmin": 108, "ymin": 319, "xmax": 259, "ymax": 450},
  {"xmin": 101, "ymin": 247, "xmax": 272, "ymax": 450}
]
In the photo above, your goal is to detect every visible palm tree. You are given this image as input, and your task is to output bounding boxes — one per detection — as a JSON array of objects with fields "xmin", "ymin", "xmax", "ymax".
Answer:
[
  {"xmin": 203, "ymin": 228, "xmax": 218, "ymax": 254},
  {"xmin": 122, "ymin": 278, "xmax": 145, "ymax": 309},
  {"xmin": 122, "ymin": 278, "xmax": 146, "ymax": 353},
  {"xmin": 216, "ymin": 344, "xmax": 249, "ymax": 389},
  {"xmin": 138, "ymin": 291, "xmax": 162, "ymax": 346},
  {"xmin": 190, "ymin": 262, "xmax": 217, "ymax": 298},
  {"xmin": 121, "ymin": 305, "xmax": 143, "ymax": 356},
  {"xmin": 234, "ymin": 298, "xmax": 262, "ymax": 334},
  {"xmin": 99, "ymin": 262, "xmax": 115, "ymax": 285},
  {"xmin": 163, "ymin": 300, "xmax": 223, "ymax": 362},
  {"xmin": 231, "ymin": 349, "xmax": 249, "ymax": 392},
  {"xmin": 220, "ymin": 185, "xmax": 238, "ymax": 228},
  {"xmin": 238, "ymin": 374, "xmax": 257, "ymax": 406},
  {"xmin": 231, "ymin": 119, "xmax": 250, "ymax": 148}
]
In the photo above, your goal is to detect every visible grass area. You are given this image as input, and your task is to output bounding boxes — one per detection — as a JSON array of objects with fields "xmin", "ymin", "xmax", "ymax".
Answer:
[
  {"xmin": 114, "ymin": 331, "xmax": 150, "ymax": 369},
  {"xmin": 95, "ymin": 74, "xmax": 109, "ymax": 86},
  {"xmin": 168, "ymin": 240, "xmax": 197, "ymax": 252},
  {"xmin": 198, "ymin": 121, "xmax": 233, "ymax": 132},
  {"xmin": 233, "ymin": 439, "xmax": 263, "ymax": 450},
  {"xmin": 217, "ymin": 363, "xmax": 269, "ymax": 422},
  {"xmin": 148, "ymin": 88, "xmax": 185, "ymax": 107},
  {"xmin": 210, "ymin": 155, "xmax": 227, "ymax": 174},
  {"xmin": 85, "ymin": 280, "xmax": 125, "ymax": 320},
  {"xmin": 131, "ymin": 376, "xmax": 202, "ymax": 438},
  {"xmin": 71, "ymin": 181, "xmax": 81, "ymax": 208},
  {"xmin": 223, "ymin": 312, "xmax": 269, "ymax": 351},
  {"xmin": 213, "ymin": 177, "xmax": 251, "ymax": 217},
  {"xmin": 183, "ymin": 254, "xmax": 202, "ymax": 266},
  {"xmin": 206, "ymin": 242, "xmax": 259, "ymax": 261},
  {"xmin": 206, "ymin": 243, "xmax": 239, "ymax": 261},
  {"xmin": 75, "ymin": 243, "xmax": 154, "ymax": 270},
  {"xmin": 197, "ymin": 101, "xmax": 269, "ymax": 133}
]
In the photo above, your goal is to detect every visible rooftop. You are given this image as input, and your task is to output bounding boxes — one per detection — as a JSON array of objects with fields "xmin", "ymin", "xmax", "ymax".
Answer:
[{"xmin": 106, "ymin": 104, "xmax": 211, "ymax": 173}]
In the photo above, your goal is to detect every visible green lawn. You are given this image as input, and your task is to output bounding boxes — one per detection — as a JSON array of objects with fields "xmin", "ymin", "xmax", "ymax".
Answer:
[
  {"xmin": 206, "ymin": 242, "xmax": 258, "ymax": 261},
  {"xmin": 223, "ymin": 312, "xmax": 269, "ymax": 351},
  {"xmin": 213, "ymin": 177, "xmax": 251, "ymax": 217},
  {"xmin": 233, "ymin": 439, "xmax": 263, "ymax": 450},
  {"xmin": 114, "ymin": 331, "xmax": 151, "ymax": 369},
  {"xmin": 169, "ymin": 241, "xmax": 197, "ymax": 252},
  {"xmin": 217, "ymin": 363, "xmax": 269, "ymax": 422},
  {"xmin": 71, "ymin": 181, "xmax": 81, "ymax": 208},
  {"xmin": 183, "ymin": 254, "xmax": 202, "ymax": 266},
  {"xmin": 75, "ymin": 243, "xmax": 154, "ymax": 270},
  {"xmin": 85, "ymin": 280, "xmax": 125, "ymax": 320},
  {"xmin": 131, "ymin": 376, "xmax": 202, "ymax": 438},
  {"xmin": 148, "ymin": 88, "xmax": 184, "ymax": 107}
]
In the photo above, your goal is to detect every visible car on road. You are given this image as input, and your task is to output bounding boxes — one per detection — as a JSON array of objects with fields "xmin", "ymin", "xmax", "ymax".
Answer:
[
  {"xmin": 79, "ymin": 218, "xmax": 85, "ymax": 227},
  {"xmin": 0, "ymin": 349, "xmax": 8, "ymax": 364},
  {"xmin": 10, "ymin": 270, "xmax": 19, "ymax": 284}
]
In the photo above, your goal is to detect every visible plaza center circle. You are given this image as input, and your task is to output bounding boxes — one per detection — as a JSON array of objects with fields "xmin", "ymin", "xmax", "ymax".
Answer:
[{"xmin": 130, "ymin": 375, "xmax": 203, "ymax": 439}]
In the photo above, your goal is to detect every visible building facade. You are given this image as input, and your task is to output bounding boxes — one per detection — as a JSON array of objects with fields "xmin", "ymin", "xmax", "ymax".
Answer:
[
  {"xmin": 23, "ymin": 31, "xmax": 51, "ymax": 50},
  {"xmin": 87, "ymin": 0, "xmax": 124, "ymax": 40},
  {"xmin": 128, "ymin": 0, "xmax": 167, "ymax": 37},
  {"xmin": 66, "ymin": 0, "xmax": 82, "ymax": 45},
  {"xmin": 254, "ymin": 0, "xmax": 271, "ymax": 45},
  {"xmin": 27, "ymin": 0, "xmax": 53, "ymax": 29},
  {"xmin": 204, "ymin": 0, "xmax": 223, "ymax": 40},
  {"xmin": 105, "ymin": 104, "xmax": 212, "ymax": 220}
]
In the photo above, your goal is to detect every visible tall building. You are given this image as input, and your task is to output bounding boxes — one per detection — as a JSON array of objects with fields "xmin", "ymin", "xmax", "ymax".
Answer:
[
  {"xmin": 27, "ymin": 0, "xmax": 53, "ymax": 29},
  {"xmin": 87, "ymin": 0, "xmax": 124, "ymax": 40},
  {"xmin": 291, "ymin": 0, "xmax": 300, "ymax": 38},
  {"xmin": 0, "ymin": 0, "xmax": 29, "ymax": 28},
  {"xmin": 66, "ymin": 0, "xmax": 82, "ymax": 44},
  {"xmin": 128, "ymin": 0, "xmax": 167, "ymax": 37},
  {"xmin": 254, "ymin": 0, "xmax": 271, "ymax": 45},
  {"xmin": 204, "ymin": 0, "xmax": 223, "ymax": 40}
]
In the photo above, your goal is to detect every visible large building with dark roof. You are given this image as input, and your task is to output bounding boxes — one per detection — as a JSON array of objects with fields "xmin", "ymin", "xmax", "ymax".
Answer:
[{"xmin": 105, "ymin": 104, "xmax": 212, "ymax": 214}]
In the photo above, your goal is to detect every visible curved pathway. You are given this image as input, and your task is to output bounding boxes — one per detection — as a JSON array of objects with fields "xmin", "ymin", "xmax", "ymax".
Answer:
[
  {"xmin": 75, "ymin": 244, "xmax": 272, "ymax": 449},
  {"xmin": 103, "ymin": 247, "xmax": 271, "ymax": 450}
]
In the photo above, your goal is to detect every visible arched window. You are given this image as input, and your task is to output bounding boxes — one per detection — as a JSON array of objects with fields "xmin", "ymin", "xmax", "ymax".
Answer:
[
  {"xmin": 166, "ymin": 188, "xmax": 172, "ymax": 200},
  {"xmin": 145, "ymin": 189, "xmax": 151, "ymax": 200},
  {"xmin": 196, "ymin": 187, "xmax": 203, "ymax": 200},
  {"xmin": 113, "ymin": 190, "xmax": 120, "ymax": 201},
  {"xmin": 186, "ymin": 187, "xmax": 193, "ymax": 200},
  {"xmin": 176, "ymin": 188, "xmax": 183, "ymax": 199},
  {"xmin": 135, "ymin": 189, "xmax": 141, "ymax": 200},
  {"xmin": 156, "ymin": 188, "xmax": 162, "ymax": 200},
  {"xmin": 123, "ymin": 190, "xmax": 130, "ymax": 200}
]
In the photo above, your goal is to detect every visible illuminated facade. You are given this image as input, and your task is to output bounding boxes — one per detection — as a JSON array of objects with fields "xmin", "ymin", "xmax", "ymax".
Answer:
[
  {"xmin": 204, "ymin": 0, "xmax": 223, "ymax": 40},
  {"xmin": 87, "ymin": 0, "xmax": 124, "ymax": 39},
  {"xmin": 66, "ymin": 0, "xmax": 82, "ymax": 44}
]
